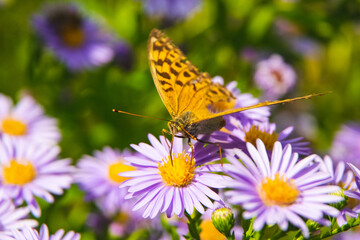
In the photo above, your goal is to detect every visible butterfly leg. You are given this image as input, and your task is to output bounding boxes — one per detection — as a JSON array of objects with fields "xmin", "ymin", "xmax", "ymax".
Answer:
[
  {"xmin": 187, "ymin": 138, "xmax": 194, "ymax": 164},
  {"xmin": 162, "ymin": 129, "xmax": 175, "ymax": 165}
]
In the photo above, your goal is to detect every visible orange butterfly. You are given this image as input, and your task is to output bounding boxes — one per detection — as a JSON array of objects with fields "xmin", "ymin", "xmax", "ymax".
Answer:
[{"xmin": 114, "ymin": 29, "xmax": 326, "ymax": 157}]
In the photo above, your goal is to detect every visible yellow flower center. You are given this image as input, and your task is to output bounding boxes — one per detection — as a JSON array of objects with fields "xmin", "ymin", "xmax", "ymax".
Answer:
[
  {"xmin": 244, "ymin": 125, "xmax": 278, "ymax": 150},
  {"xmin": 158, "ymin": 151, "xmax": 195, "ymax": 187},
  {"xmin": 1, "ymin": 117, "xmax": 27, "ymax": 136},
  {"xmin": 200, "ymin": 220, "xmax": 226, "ymax": 240},
  {"xmin": 108, "ymin": 160, "xmax": 136, "ymax": 184},
  {"xmin": 60, "ymin": 26, "xmax": 85, "ymax": 48},
  {"xmin": 271, "ymin": 70, "xmax": 283, "ymax": 83},
  {"xmin": 259, "ymin": 174, "xmax": 299, "ymax": 206},
  {"xmin": 3, "ymin": 159, "xmax": 36, "ymax": 185},
  {"xmin": 115, "ymin": 212, "xmax": 129, "ymax": 224}
]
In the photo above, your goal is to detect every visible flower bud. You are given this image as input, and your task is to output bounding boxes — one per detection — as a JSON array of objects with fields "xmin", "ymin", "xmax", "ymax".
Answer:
[{"xmin": 211, "ymin": 207, "xmax": 235, "ymax": 237}]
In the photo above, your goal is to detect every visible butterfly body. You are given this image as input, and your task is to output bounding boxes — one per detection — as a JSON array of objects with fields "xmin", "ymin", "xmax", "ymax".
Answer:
[{"xmin": 169, "ymin": 111, "xmax": 226, "ymax": 139}]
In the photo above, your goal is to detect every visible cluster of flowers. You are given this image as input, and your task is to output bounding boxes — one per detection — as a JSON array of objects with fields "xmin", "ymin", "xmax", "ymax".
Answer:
[
  {"xmin": 72, "ymin": 76, "xmax": 360, "ymax": 239},
  {"xmin": 0, "ymin": 93, "xmax": 79, "ymax": 239}
]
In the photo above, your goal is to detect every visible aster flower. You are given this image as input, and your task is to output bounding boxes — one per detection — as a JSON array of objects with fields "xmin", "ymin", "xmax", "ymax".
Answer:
[
  {"xmin": 0, "ymin": 93, "xmax": 60, "ymax": 144},
  {"xmin": 224, "ymin": 139, "xmax": 342, "ymax": 238},
  {"xmin": 120, "ymin": 134, "xmax": 230, "ymax": 219},
  {"xmin": 75, "ymin": 147, "xmax": 137, "ymax": 216},
  {"xmin": 254, "ymin": 54, "xmax": 296, "ymax": 99},
  {"xmin": 32, "ymin": 3, "xmax": 114, "ymax": 71},
  {"xmin": 342, "ymin": 163, "xmax": 360, "ymax": 224},
  {"xmin": 317, "ymin": 156, "xmax": 357, "ymax": 226},
  {"xmin": 211, "ymin": 119, "xmax": 310, "ymax": 156},
  {"xmin": 141, "ymin": 0, "xmax": 201, "ymax": 21},
  {"xmin": 212, "ymin": 76, "xmax": 270, "ymax": 128},
  {"xmin": 0, "ymin": 195, "xmax": 37, "ymax": 239},
  {"xmin": 330, "ymin": 123, "xmax": 360, "ymax": 166},
  {"xmin": 9, "ymin": 224, "xmax": 80, "ymax": 240},
  {"xmin": 0, "ymin": 137, "xmax": 74, "ymax": 217}
]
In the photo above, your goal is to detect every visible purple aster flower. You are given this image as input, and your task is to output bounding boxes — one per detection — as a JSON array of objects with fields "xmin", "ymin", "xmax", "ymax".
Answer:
[
  {"xmin": 330, "ymin": 123, "xmax": 360, "ymax": 166},
  {"xmin": 342, "ymin": 163, "xmax": 360, "ymax": 224},
  {"xmin": 120, "ymin": 134, "xmax": 230, "ymax": 219},
  {"xmin": 0, "ymin": 137, "xmax": 74, "ymax": 217},
  {"xmin": 76, "ymin": 147, "xmax": 138, "ymax": 216},
  {"xmin": 317, "ymin": 156, "xmax": 357, "ymax": 226},
  {"xmin": 212, "ymin": 76, "xmax": 270, "ymax": 128},
  {"xmin": 254, "ymin": 54, "xmax": 296, "ymax": 99},
  {"xmin": 9, "ymin": 224, "xmax": 80, "ymax": 240},
  {"xmin": 211, "ymin": 119, "xmax": 310, "ymax": 156},
  {"xmin": 0, "ymin": 195, "xmax": 37, "ymax": 239},
  {"xmin": 32, "ymin": 3, "xmax": 114, "ymax": 71},
  {"xmin": 224, "ymin": 139, "xmax": 342, "ymax": 237},
  {"xmin": 0, "ymin": 93, "xmax": 60, "ymax": 144},
  {"xmin": 141, "ymin": 0, "xmax": 201, "ymax": 21}
]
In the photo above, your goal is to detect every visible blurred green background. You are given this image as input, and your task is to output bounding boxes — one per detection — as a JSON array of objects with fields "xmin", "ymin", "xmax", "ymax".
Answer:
[{"xmin": 0, "ymin": 0, "xmax": 360, "ymax": 239}]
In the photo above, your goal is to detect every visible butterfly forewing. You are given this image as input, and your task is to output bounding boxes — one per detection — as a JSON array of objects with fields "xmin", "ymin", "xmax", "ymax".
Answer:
[{"xmin": 148, "ymin": 29, "xmax": 236, "ymax": 129}]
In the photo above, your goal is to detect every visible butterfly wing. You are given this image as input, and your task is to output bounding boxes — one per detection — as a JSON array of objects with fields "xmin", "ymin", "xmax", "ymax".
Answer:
[{"xmin": 148, "ymin": 29, "xmax": 236, "ymax": 122}]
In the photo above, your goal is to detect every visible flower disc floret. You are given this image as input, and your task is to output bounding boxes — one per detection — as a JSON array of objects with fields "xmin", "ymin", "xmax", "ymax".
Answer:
[
  {"xmin": 259, "ymin": 174, "xmax": 299, "ymax": 206},
  {"xmin": 159, "ymin": 151, "xmax": 195, "ymax": 187},
  {"xmin": 3, "ymin": 160, "xmax": 36, "ymax": 185},
  {"xmin": 1, "ymin": 118, "xmax": 27, "ymax": 136}
]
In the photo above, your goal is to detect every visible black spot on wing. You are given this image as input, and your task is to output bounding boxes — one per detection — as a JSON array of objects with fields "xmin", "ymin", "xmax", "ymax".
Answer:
[
  {"xmin": 164, "ymin": 87, "xmax": 174, "ymax": 92},
  {"xmin": 175, "ymin": 80, "xmax": 183, "ymax": 86},
  {"xmin": 156, "ymin": 69, "xmax": 171, "ymax": 79},
  {"xmin": 183, "ymin": 71, "xmax": 190, "ymax": 77}
]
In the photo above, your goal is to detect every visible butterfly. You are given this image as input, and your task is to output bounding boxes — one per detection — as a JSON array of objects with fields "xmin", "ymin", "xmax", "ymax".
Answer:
[{"xmin": 147, "ymin": 29, "xmax": 324, "ymax": 146}]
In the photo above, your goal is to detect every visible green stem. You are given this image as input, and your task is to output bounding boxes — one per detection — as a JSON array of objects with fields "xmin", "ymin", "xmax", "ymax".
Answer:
[{"xmin": 185, "ymin": 211, "xmax": 201, "ymax": 240}]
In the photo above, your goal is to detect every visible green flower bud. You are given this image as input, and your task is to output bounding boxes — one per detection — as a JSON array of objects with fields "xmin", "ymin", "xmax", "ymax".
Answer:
[{"xmin": 211, "ymin": 207, "xmax": 235, "ymax": 237}]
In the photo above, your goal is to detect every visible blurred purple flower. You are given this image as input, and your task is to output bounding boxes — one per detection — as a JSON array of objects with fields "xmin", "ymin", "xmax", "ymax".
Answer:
[
  {"xmin": 0, "ymin": 195, "xmax": 37, "ymax": 239},
  {"xmin": 224, "ymin": 140, "xmax": 342, "ymax": 238},
  {"xmin": 141, "ymin": 0, "xmax": 201, "ymax": 21},
  {"xmin": 254, "ymin": 54, "xmax": 296, "ymax": 99},
  {"xmin": 0, "ymin": 93, "xmax": 60, "ymax": 144},
  {"xmin": 212, "ymin": 77, "xmax": 270, "ymax": 128},
  {"xmin": 0, "ymin": 137, "xmax": 74, "ymax": 217},
  {"xmin": 76, "ymin": 147, "xmax": 137, "ymax": 216},
  {"xmin": 331, "ymin": 123, "xmax": 360, "ymax": 166},
  {"xmin": 32, "ymin": 3, "xmax": 114, "ymax": 71},
  {"xmin": 9, "ymin": 224, "xmax": 80, "ymax": 240},
  {"xmin": 120, "ymin": 134, "xmax": 230, "ymax": 219}
]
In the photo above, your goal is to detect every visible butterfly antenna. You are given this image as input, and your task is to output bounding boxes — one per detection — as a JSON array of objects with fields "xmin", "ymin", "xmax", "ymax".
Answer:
[{"xmin": 112, "ymin": 109, "xmax": 169, "ymax": 122}]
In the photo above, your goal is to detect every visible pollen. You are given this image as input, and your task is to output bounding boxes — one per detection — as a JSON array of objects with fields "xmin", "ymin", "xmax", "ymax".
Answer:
[
  {"xmin": 60, "ymin": 26, "xmax": 85, "ymax": 47},
  {"xmin": 108, "ymin": 160, "xmax": 136, "ymax": 184},
  {"xmin": 244, "ymin": 125, "xmax": 279, "ymax": 150},
  {"xmin": 259, "ymin": 173, "xmax": 299, "ymax": 206},
  {"xmin": 1, "ymin": 117, "xmax": 27, "ymax": 136},
  {"xmin": 158, "ymin": 151, "xmax": 195, "ymax": 187},
  {"xmin": 3, "ymin": 159, "xmax": 36, "ymax": 185},
  {"xmin": 199, "ymin": 220, "xmax": 226, "ymax": 240}
]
